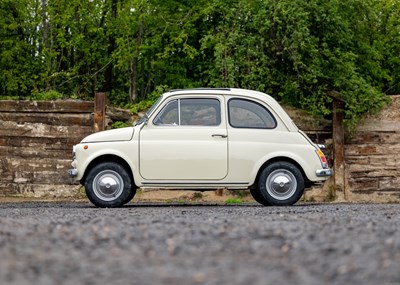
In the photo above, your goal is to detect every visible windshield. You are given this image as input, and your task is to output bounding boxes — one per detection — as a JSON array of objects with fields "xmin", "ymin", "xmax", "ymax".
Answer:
[{"xmin": 135, "ymin": 95, "xmax": 164, "ymax": 126}]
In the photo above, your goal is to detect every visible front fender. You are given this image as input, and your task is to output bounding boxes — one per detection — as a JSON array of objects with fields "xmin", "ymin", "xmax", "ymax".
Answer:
[{"xmin": 75, "ymin": 141, "xmax": 138, "ymax": 183}]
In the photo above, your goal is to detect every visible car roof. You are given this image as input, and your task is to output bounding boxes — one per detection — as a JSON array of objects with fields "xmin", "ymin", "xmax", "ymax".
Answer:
[
  {"xmin": 165, "ymin": 88, "xmax": 271, "ymax": 101},
  {"xmin": 162, "ymin": 88, "xmax": 298, "ymax": 132}
]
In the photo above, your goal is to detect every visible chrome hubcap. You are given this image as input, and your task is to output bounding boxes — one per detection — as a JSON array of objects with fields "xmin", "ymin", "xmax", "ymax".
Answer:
[
  {"xmin": 93, "ymin": 170, "xmax": 124, "ymax": 201},
  {"xmin": 266, "ymin": 169, "xmax": 297, "ymax": 200}
]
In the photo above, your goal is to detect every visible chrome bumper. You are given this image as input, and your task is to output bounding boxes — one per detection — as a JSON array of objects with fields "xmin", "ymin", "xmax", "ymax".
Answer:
[
  {"xmin": 316, "ymin": 169, "xmax": 333, "ymax": 177},
  {"xmin": 68, "ymin": 169, "xmax": 78, "ymax": 177}
]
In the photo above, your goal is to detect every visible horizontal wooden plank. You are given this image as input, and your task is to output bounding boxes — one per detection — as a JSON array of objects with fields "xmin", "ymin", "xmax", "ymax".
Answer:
[
  {"xmin": 351, "ymin": 189, "xmax": 400, "ymax": 197},
  {"xmin": 345, "ymin": 144, "xmax": 400, "ymax": 156},
  {"xmin": 0, "ymin": 121, "xmax": 92, "ymax": 139},
  {"xmin": 0, "ymin": 112, "xmax": 93, "ymax": 126},
  {"xmin": 5, "ymin": 170, "xmax": 72, "ymax": 184},
  {"xmin": 348, "ymin": 169, "xmax": 398, "ymax": 179},
  {"xmin": 346, "ymin": 155, "xmax": 398, "ymax": 168},
  {"xmin": 0, "ymin": 100, "xmax": 94, "ymax": 113},
  {"xmin": 1, "ymin": 158, "xmax": 72, "ymax": 172},
  {"xmin": 0, "ymin": 137, "xmax": 80, "ymax": 151},
  {"xmin": 0, "ymin": 183, "xmax": 81, "ymax": 197},
  {"xmin": 348, "ymin": 179, "xmax": 379, "ymax": 191},
  {"xmin": 356, "ymin": 121, "xmax": 400, "ymax": 132},
  {"xmin": 379, "ymin": 177, "xmax": 400, "ymax": 191},
  {"xmin": 0, "ymin": 146, "xmax": 70, "ymax": 159},
  {"xmin": 346, "ymin": 132, "xmax": 400, "ymax": 144}
]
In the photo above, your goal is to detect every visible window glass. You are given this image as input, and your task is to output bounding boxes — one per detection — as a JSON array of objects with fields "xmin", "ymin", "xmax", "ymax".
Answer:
[
  {"xmin": 153, "ymin": 98, "xmax": 221, "ymax": 126},
  {"xmin": 153, "ymin": 100, "xmax": 178, "ymax": 125},
  {"xmin": 180, "ymin": 99, "xmax": 220, "ymax": 126},
  {"xmin": 228, "ymin": 99, "xmax": 276, "ymax": 129}
]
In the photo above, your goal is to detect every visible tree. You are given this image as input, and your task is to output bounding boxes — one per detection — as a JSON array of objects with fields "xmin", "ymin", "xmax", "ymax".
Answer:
[{"xmin": 0, "ymin": 0, "xmax": 398, "ymax": 127}]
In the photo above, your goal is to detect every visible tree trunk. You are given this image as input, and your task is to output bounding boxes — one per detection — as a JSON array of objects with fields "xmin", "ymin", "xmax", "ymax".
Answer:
[
  {"xmin": 129, "ymin": 16, "xmax": 143, "ymax": 103},
  {"xmin": 129, "ymin": 58, "xmax": 138, "ymax": 103},
  {"xmin": 41, "ymin": 0, "xmax": 49, "ymax": 50},
  {"xmin": 103, "ymin": 0, "xmax": 118, "ymax": 92}
]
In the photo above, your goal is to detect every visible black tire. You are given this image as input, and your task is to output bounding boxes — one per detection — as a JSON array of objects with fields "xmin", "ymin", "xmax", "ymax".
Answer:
[
  {"xmin": 249, "ymin": 186, "xmax": 270, "ymax": 205},
  {"xmin": 122, "ymin": 187, "xmax": 137, "ymax": 205},
  {"xmin": 85, "ymin": 162, "xmax": 135, "ymax": 208},
  {"xmin": 256, "ymin": 161, "xmax": 305, "ymax": 206}
]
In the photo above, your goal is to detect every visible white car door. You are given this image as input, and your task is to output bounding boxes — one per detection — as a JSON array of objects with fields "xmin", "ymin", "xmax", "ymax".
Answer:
[{"xmin": 139, "ymin": 96, "xmax": 228, "ymax": 180}]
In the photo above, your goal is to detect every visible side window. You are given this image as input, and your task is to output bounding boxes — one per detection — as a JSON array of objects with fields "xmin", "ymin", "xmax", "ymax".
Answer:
[
  {"xmin": 153, "ymin": 100, "xmax": 178, "ymax": 125},
  {"xmin": 153, "ymin": 98, "xmax": 221, "ymax": 126},
  {"xmin": 180, "ymin": 99, "xmax": 220, "ymax": 126},
  {"xmin": 228, "ymin": 99, "xmax": 276, "ymax": 129}
]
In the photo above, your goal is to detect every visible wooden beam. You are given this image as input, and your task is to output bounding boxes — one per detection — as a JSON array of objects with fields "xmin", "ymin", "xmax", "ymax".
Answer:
[
  {"xmin": 93, "ymin": 92, "xmax": 106, "ymax": 132},
  {"xmin": 332, "ymin": 99, "xmax": 346, "ymax": 199}
]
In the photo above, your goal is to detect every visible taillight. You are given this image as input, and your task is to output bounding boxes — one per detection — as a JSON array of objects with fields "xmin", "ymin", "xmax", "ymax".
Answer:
[{"xmin": 316, "ymin": 149, "xmax": 328, "ymax": 169}]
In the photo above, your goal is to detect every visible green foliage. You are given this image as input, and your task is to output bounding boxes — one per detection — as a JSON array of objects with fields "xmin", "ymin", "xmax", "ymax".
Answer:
[
  {"xmin": 128, "ymin": 85, "xmax": 168, "ymax": 114},
  {"xmin": 111, "ymin": 121, "xmax": 131, "ymax": 129},
  {"xmin": 30, "ymin": 90, "xmax": 63, "ymax": 101},
  {"xmin": 1, "ymin": 0, "xmax": 399, "ymax": 126}
]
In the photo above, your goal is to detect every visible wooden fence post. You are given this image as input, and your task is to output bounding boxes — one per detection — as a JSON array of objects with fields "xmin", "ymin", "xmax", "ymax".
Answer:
[
  {"xmin": 331, "ymin": 95, "xmax": 346, "ymax": 200},
  {"xmin": 94, "ymin": 92, "xmax": 106, "ymax": 132}
]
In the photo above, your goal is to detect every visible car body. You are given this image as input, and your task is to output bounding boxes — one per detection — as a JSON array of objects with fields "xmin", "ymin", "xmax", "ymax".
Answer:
[{"xmin": 68, "ymin": 88, "xmax": 332, "ymax": 207}]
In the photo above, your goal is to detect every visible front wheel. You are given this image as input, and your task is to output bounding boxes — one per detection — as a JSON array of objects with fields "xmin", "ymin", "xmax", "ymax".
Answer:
[
  {"xmin": 257, "ymin": 162, "xmax": 305, "ymax": 206},
  {"xmin": 85, "ymin": 162, "xmax": 135, "ymax": 207}
]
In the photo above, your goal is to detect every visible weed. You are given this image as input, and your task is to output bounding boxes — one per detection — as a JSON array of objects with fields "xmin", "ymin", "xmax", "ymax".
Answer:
[
  {"xmin": 192, "ymin": 192, "xmax": 203, "ymax": 200},
  {"xmin": 79, "ymin": 187, "xmax": 87, "ymax": 199},
  {"xmin": 232, "ymin": 190, "xmax": 248, "ymax": 198},
  {"xmin": 324, "ymin": 185, "xmax": 336, "ymax": 202},
  {"xmin": 225, "ymin": 198, "xmax": 242, "ymax": 204}
]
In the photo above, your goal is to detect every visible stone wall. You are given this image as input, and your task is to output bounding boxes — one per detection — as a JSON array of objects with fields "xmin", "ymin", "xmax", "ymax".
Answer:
[{"xmin": 344, "ymin": 95, "xmax": 400, "ymax": 202}]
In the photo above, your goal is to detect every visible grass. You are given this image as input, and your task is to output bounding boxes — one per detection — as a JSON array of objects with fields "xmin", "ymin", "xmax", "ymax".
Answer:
[{"xmin": 224, "ymin": 198, "xmax": 243, "ymax": 204}]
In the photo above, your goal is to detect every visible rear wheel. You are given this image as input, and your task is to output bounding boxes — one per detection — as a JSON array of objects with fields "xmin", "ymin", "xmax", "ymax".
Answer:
[
  {"xmin": 256, "ymin": 161, "xmax": 305, "ymax": 206},
  {"xmin": 85, "ymin": 162, "xmax": 135, "ymax": 207}
]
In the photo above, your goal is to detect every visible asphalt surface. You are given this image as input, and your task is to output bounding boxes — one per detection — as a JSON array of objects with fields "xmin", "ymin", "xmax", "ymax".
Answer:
[{"xmin": 0, "ymin": 202, "xmax": 399, "ymax": 285}]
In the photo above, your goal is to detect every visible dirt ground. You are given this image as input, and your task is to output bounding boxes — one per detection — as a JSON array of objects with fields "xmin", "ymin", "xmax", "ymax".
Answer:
[{"xmin": 0, "ymin": 189, "xmax": 257, "ymax": 204}]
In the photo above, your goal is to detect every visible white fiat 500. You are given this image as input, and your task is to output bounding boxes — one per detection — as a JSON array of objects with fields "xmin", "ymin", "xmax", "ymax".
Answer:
[{"xmin": 68, "ymin": 88, "xmax": 332, "ymax": 207}]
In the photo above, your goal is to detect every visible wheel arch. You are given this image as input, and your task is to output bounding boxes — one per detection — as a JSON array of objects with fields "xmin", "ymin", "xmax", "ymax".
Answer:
[
  {"xmin": 80, "ymin": 154, "xmax": 136, "ymax": 187},
  {"xmin": 251, "ymin": 156, "xmax": 310, "ymax": 189}
]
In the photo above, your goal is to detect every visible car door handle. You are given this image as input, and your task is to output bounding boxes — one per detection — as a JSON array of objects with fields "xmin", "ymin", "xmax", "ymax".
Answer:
[{"xmin": 212, "ymin": 134, "xmax": 228, "ymax": 138}]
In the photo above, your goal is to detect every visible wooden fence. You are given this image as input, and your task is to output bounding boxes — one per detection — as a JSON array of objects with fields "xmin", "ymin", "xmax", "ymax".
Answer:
[{"xmin": 0, "ymin": 94, "xmax": 131, "ymax": 198}]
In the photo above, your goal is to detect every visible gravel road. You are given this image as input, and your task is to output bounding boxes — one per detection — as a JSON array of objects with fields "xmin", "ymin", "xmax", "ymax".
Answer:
[{"xmin": 0, "ymin": 202, "xmax": 399, "ymax": 285}]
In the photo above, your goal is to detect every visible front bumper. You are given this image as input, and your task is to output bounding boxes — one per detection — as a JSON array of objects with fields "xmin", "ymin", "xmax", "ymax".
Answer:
[
  {"xmin": 316, "ymin": 168, "xmax": 333, "ymax": 177},
  {"xmin": 68, "ymin": 158, "xmax": 78, "ymax": 177}
]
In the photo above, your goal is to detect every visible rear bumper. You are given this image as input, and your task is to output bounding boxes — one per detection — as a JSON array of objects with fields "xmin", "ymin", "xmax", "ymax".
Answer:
[
  {"xmin": 316, "ymin": 169, "xmax": 333, "ymax": 177},
  {"xmin": 68, "ymin": 168, "xmax": 78, "ymax": 177}
]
